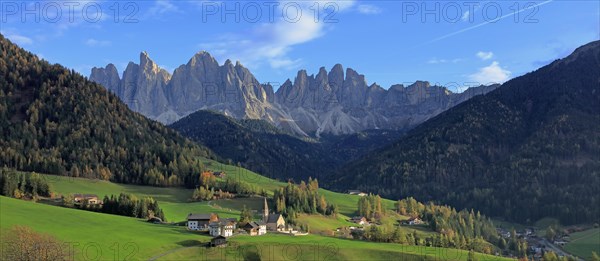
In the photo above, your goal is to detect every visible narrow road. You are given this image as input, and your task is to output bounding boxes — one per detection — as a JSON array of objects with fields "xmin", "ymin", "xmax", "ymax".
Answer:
[{"xmin": 540, "ymin": 239, "xmax": 582, "ymax": 260}]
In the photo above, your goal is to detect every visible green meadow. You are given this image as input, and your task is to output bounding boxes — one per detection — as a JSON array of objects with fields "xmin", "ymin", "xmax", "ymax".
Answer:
[
  {"xmin": 38, "ymin": 173, "xmax": 238, "ymax": 222},
  {"xmin": 0, "ymin": 196, "xmax": 510, "ymax": 261},
  {"xmin": 0, "ymin": 196, "xmax": 213, "ymax": 260},
  {"xmin": 564, "ymin": 228, "xmax": 600, "ymax": 260},
  {"xmin": 1, "ymin": 166, "xmax": 511, "ymax": 260},
  {"xmin": 35, "ymin": 158, "xmax": 398, "ymax": 222},
  {"xmin": 34, "ymin": 166, "xmax": 403, "ymax": 234},
  {"xmin": 156, "ymin": 234, "xmax": 511, "ymax": 261}
]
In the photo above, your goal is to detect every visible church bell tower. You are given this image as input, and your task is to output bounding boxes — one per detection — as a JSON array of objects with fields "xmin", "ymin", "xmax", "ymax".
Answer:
[{"xmin": 263, "ymin": 197, "xmax": 269, "ymax": 223}]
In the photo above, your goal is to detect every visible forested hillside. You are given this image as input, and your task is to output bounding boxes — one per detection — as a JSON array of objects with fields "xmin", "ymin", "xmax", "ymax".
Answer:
[
  {"xmin": 330, "ymin": 41, "xmax": 600, "ymax": 225},
  {"xmin": 170, "ymin": 110, "xmax": 335, "ymax": 180},
  {"xmin": 0, "ymin": 34, "xmax": 214, "ymax": 187},
  {"xmin": 170, "ymin": 110, "xmax": 404, "ymax": 181}
]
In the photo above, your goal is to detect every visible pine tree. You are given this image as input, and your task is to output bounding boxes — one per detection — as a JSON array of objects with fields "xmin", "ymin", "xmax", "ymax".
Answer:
[
  {"xmin": 239, "ymin": 205, "xmax": 252, "ymax": 225},
  {"xmin": 467, "ymin": 250, "xmax": 478, "ymax": 261}
]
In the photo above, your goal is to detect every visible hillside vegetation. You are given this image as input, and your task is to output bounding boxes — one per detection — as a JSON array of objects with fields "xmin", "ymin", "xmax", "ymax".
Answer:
[
  {"xmin": 0, "ymin": 34, "xmax": 215, "ymax": 187},
  {"xmin": 170, "ymin": 110, "xmax": 404, "ymax": 181},
  {"xmin": 331, "ymin": 41, "xmax": 600, "ymax": 225}
]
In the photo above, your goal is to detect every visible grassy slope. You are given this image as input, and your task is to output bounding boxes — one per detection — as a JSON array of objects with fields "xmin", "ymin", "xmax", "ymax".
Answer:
[
  {"xmin": 39, "ymin": 167, "xmax": 404, "ymax": 234},
  {"xmin": 564, "ymin": 228, "xmax": 600, "ymax": 260},
  {"xmin": 41, "ymin": 173, "xmax": 239, "ymax": 222},
  {"xmin": 0, "ymin": 196, "xmax": 510, "ymax": 261},
  {"xmin": 199, "ymin": 159, "xmax": 398, "ymax": 216},
  {"xmin": 34, "ymin": 160, "xmax": 434, "ymax": 237},
  {"xmin": 298, "ymin": 214, "xmax": 356, "ymax": 234},
  {"xmin": 157, "ymin": 234, "xmax": 511, "ymax": 261},
  {"xmin": 9, "ymin": 167, "xmax": 508, "ymax": 260},
  {"xmin": 41, "ymin": 158, "xmax": 397, "ymax": 221},
  {"xmin": 0, "ymin": 196, "xmax": 213, "ymax": 260}
]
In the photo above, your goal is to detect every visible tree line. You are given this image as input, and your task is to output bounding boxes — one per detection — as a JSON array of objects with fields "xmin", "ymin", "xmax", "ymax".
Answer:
[
  {"xmin": 0, "ymin": 169, "xmax": 51, "ymax": 199},
  {"xmin": 63, "ymin": 192, "xmax": 166, "ymax": 221},
  {"xmin": 350, "ymin": 196, "xmax": 531, "ymax": 257},
  {"xmin": 357, "ymin": 194, "xmax": 384, "ymax": 220},
  {"xmin": 273, "ymin": 178, "xmax": 338, "ymax": 224},
  {"xmin": 190, "ymin": 171, "xmax": 266, "ymax": 201}
]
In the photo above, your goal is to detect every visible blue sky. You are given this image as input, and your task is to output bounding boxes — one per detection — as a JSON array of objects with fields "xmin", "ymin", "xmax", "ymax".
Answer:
[{"xmin": 1, "ymin": 0, "xmax": 598, "ymax": 91}]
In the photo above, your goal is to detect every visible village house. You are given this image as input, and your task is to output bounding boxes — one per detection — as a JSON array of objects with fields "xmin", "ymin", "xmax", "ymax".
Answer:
[
  {"xmin": 243, "ymin": 221, "xmax": 267, "ymax": 236},
  {"xmin": 262, "ymin": 197, "xmax": 286, "ymax": 231},
  {"xmin": 187, "ymin": 213, "xmax": 219, "ymax": 231},
  {"xmin": 496, "ymin": 228, "xmax": 511, "ymax": 238},
  {"xmin": 404, "ymin": 217, "xmax": 424, "ymax": 225},
  {"xmin": 347, "ymin": 190, "xmax": 367, "ymax": 197},
  {"xmin": 351, "ymin": 216, "xmax": 368, "ymax": 225},
  {"xmin": 73, "ymin": 194, "xmax": 101, "ymax": 205},
  {"xmin": 265, "ymin": 214, "xmax": 286, "ymax": 231},
  {"xmin": 525, "ymin": 228, "xmax": 534, "ymax": 236},
  {"xmin": 209, "ymin": 219, "xmax": 237, "ymax": 237},
  {"xmin": 553, "ymin": 240, "xmax": 567, "ymax": 246},
  {"xmin": 530, "ymin": 245, "xmax": 544, "ymax": 254},
  {"xmin": 210, "ymin": 235, "xmax": 227, "ymax": 247}
]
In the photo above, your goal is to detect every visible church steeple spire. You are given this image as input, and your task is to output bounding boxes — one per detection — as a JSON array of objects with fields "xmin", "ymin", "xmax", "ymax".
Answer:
[{"xmin": 263, "ymin": 197, "xmax": 269, "ymax": 223}]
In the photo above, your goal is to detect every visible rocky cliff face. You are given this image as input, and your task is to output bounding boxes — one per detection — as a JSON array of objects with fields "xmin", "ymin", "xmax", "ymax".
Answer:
[
  {"xmin": 91, "ymin": 52, "xmax": 498, "ymax": 136},
  {"xmin": 274, "ymin": 65, "xmax": 498, "ymax": 136},
  {"xmin": 90, "ymin": 52, "xmax": 171, "ymax": 118}
]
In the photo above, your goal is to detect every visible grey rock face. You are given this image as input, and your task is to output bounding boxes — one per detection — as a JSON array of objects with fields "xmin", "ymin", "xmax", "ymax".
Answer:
[
  {"xmin": 273, "ymin": 65, "xmax": 498, "ymax": 136},
  {"xmin": 90, "ymin": 64, "xmax": 120, "ymax": 95},
  {"xmin": 91, "ymin": 52, "xmax": 171, "ymax": 118},
  {"xmin": 91, "ymin": 52, "xmax": 498, "ymax": 136}
]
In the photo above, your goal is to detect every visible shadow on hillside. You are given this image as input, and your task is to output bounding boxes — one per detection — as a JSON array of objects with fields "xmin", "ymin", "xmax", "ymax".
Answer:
[{"xmin": 176, "ymin": 239, "xmax": 205, "ymax": 247}]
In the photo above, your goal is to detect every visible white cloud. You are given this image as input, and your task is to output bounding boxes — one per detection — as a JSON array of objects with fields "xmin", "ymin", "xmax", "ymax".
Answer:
[
  {"xmin": 428, "ymin": 58, "xmax": 447, "ymax": 64},
  {"xmin": 427, "ymin": 58, "xmax": 463, "ymax": 64},
  {"xmin": 198, "ymin": 0, "xmax": 355, "ymax": 70},
  {"xmin": 85, "ymin": 38, "xmax": 111, "ymax": 47},
  {"xmin": 476, "ymin": 51, "xmax": 494, "ymax": 60},
  {"xmin": 357, "ymin": 4, "xmax": 382, "ymax": 15},
  {"xmin": 469, "ymin": 61, "xmax": 511, "ymax": 84},
  {"xmin": 2, "ymin": 33, "xmax": 33, "ymax": 45}
]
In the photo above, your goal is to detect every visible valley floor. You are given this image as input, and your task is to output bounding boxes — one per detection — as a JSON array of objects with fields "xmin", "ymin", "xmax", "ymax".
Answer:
[
  {"xmin": 0, "ymin": 196, "xmax": 510, "ymax": 261},
  {"xmin": 0, "ymin": 169, "xmax": 514, "ymax": 261}
]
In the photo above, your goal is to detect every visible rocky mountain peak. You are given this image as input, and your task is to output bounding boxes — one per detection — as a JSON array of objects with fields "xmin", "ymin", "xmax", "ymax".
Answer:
[
  {"xmin": 90, "ymin": 63, "xmax": 120, "ymax": 95},
  {"xmin": 408, "ymin": 81, "xmax": 431, "ymax": 90},
  {"xmin": 331, "ymin": 64, "xmax": 344, "ymax": 76},
  {"xmin": 389, "ymin": 84, "xmax": 405, "ymax": 91},
  {"xmin": 189, "ymin": 51, "xmax": 218, "ymax": 67},
  {"xmin": 92, "ymin": 54, "xmax": 499, "ymax": 136}
]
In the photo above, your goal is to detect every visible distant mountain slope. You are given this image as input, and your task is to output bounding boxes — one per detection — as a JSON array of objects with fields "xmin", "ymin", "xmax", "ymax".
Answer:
[
  {"xmin": 170, "ymin": 110, "xmax": 332, "ymax": 180},
  {"xmin": 91, "ymin": 53, "xmax": 498, "ymax": 136},
  {"xmin": 169, "ymin": 110, "xmax": 404, "ymax": 181},
  {"xmin": 0, "ymin": 34, "xmax": 214, "ymax": 187},
  {"xmin": 329, "ymin": 41, "xmax": 600, "ymax": 225}
]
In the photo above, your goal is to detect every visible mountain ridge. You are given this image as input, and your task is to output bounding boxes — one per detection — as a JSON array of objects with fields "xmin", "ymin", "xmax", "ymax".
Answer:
[{"xmin": 91, "ymin": 52, "xmax": 499, "ymax": 136}]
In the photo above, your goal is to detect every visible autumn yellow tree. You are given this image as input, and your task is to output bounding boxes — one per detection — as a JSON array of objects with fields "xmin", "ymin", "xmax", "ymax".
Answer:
[{"xmin": 0, "ymin": 226, "xmax": 68, "ymax": 261}]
